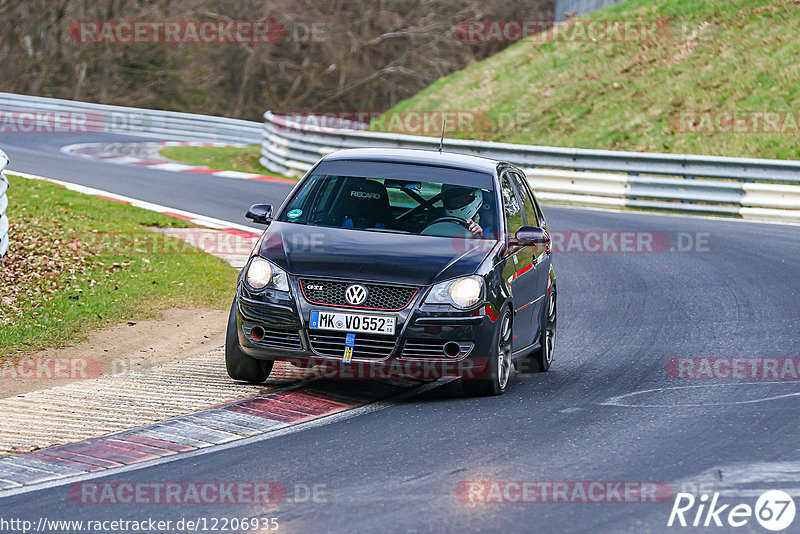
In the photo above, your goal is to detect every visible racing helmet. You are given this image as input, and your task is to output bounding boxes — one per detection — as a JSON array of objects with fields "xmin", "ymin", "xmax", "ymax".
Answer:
[{"xmin": 441, "ymin": 185, "xmax": 483, "ymax": 221}]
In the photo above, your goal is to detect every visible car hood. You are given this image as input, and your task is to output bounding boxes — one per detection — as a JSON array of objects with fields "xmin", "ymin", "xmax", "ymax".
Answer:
[{"xmin": 258, "ymin": 222, "xmax": 495, "ymax": 286}]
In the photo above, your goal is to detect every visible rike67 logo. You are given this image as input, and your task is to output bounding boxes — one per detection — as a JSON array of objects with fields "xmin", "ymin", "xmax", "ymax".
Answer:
[{"xmin": 668, "ymin": 490, "xmax": 796, "ymax": 531}]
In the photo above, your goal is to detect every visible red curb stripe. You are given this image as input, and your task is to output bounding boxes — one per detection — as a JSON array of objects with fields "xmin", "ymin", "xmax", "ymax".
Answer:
[
  {"xmin": 33, "ymin": 449, "xmax": 123, "ymax": 469},
  {"xmin": 225, "ymin": 403, "xmax": 310, "ymax": 423},
  {"xmin": 257, "ymin": 397, "xmax": 335, "ymax": 417},
  {"xmin": 103, "ymin": 439, "xmax": 179, "ymax": 458},
  {"xmin": 161, "ymin": 211, "xmax": 193, "ymax": 220},
  {"xmin": 384, "ymin": 378, "xmax": 427, "ymax": 389},
  {"xmin": 234, "ymin": 397, "xmax": 321, "ymax": 417},
  {"xmin": 223, "ymin": 403, "xmax": 289, "ymax": 421},
  {"xmin": 226, "ymin": 396, "xmax": 347, "ymax": 423},
  {"xmin": 270, "ymin": 391, "xmax": 358, "ymax": 411},
  {"xmin": 284, "ymin": 388, "xmax": 364, "ymax": 406},
  {"xmin": 251, "ymin": 175, "xmax": 295, "ymax": 183},
  {"xmin": 27, "ymin": 452, "xmax": 104, "ymax": 472},
  {"xmin": 115, "ymin": 433, "xmax": 196, "ymax": 453},
  {"xmin": 222, "ymin": 228, "xmax": 259, "ymax": 238},
  {"xmin": 1, "ymin": 381, "xmax": 422, "ymax": 483},
  {"xmin": 56, "ymin": 441, "xmax": 164, "ymax": 465},
  {"xmin": 185, "ymin": 168, "xmax": 219, "ymax": 174},
  {"xmin": 306, "ymin": 380, "xmax": 413, "ymax": 401},
  {"xmin": 96, "ymin": 195, "xmax": 130, "ymax": 204}
]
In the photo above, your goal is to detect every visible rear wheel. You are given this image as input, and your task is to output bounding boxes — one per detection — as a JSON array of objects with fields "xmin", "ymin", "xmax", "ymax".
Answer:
[
  {"xmin": 225, "ymin": 299, "xmax": 273, "ymax": 384},
  {"xmin": 462, "ymin": 308, "xmax": 512, "ymax": 396},
  {"xmin": 515, "ymin": 287, "xmax": 556, "ymax": 373}
]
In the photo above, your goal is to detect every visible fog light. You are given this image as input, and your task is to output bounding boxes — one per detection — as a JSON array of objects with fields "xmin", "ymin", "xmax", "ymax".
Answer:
[
  {"xmin": 251, "ymin": 326, "xmax": 265, "ymax": 341},
  {"xmin": 443, "ymin": 341, "xmax": 461, "ymax": 357}
]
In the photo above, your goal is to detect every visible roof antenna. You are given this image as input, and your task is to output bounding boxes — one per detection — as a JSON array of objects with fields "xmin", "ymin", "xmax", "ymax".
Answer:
[{"xmin": 438, "ymin": 119, "xmax": 447, "ymax": 153}]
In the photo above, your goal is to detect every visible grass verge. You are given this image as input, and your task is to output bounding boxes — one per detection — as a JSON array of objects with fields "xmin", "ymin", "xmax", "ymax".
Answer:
[
  {"xmin": 160, "ymin": 145, "xmax": 297, "ymax": 180},
  {"xmin": 0, "ymin": 175, "xmax": 237, "ymax": 358},
  {"xmin": 387, "ymin": 0, "xmax": 800, "ymax": 160}
]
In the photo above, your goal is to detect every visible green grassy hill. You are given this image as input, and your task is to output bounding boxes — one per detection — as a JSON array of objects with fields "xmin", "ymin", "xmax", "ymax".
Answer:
[{"xmin": 388, "ymin": 0, "xmax": 800, "ymax": 159}]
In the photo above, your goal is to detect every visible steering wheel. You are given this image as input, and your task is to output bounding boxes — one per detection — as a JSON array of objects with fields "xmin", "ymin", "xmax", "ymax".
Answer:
[
  {"xmin": 425, "ymin": 216, "xmax": 472, "ymax": 230},
  {"xmin": 421, "ymin": 216, "xmax": 477, "ymax": 238}
]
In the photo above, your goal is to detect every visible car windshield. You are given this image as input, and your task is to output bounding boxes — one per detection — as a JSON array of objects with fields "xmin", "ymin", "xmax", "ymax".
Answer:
[{"xmin": 277, "ymin": 161, "xmax": 498, "ymax": 239}]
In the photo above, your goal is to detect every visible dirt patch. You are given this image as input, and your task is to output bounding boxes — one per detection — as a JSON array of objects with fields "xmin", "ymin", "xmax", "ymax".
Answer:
[{"xmin": 0, "ymin": 307, "xmax": 227, "ymax": 398}]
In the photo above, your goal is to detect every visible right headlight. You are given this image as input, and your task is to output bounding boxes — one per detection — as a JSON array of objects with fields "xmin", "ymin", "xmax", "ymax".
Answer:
[
  {"xmin": 424, "ymin": 275, "xmax": 484, "ymax": 309},
  {"xmin": 245, "ymin": 257, "xmax": 289, "ymax": 292}
]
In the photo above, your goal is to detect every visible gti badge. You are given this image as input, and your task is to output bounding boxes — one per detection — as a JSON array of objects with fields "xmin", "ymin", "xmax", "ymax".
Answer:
[{"xmin": 345, "ymin": 284, "xmax": 368, "ymax": 306}]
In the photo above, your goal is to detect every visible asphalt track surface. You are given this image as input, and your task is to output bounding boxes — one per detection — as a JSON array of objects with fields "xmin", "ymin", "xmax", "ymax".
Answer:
[{"xmin": 1, "ymin": 132, "xmax": 799, "ymax": 533}]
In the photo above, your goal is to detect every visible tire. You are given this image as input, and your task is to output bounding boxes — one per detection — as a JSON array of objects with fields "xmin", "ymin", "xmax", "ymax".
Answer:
[
  {"xmin": 515, "ymin": 287, "xmax": 556, "ymax": 374},
  {"xmin": 225, "ymin": 299, "xmax": 274, "ymax": 384},
  {"xmin": 462, "ymin": 308, "xmax": 512, "ymax": 396}
]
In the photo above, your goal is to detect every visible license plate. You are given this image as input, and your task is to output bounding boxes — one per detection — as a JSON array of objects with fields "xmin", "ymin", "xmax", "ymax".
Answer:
[{"xmin": 309, "ymin": 310, "xmax": 395, "ymax": 335}]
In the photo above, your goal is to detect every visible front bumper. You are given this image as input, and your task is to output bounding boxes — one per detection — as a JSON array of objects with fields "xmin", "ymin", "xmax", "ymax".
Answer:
[{"xmin": 235, "ymin": 278, "xmax": 499, "ymax": 378}]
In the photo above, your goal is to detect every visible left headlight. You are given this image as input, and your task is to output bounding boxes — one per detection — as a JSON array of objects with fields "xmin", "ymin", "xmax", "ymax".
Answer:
[
  {"xmin": 245, "ymin": 257, "xmax": 290, "ymax": 292},
  {"xmin": 424, "ymin": 275, "xmax": 484, "ymax": 310}
]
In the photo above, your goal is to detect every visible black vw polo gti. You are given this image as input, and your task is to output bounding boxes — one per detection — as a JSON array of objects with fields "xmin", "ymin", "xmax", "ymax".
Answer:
[{"xmin": 226, "ymin": 148, "xmax": 557, "ymax": 395}]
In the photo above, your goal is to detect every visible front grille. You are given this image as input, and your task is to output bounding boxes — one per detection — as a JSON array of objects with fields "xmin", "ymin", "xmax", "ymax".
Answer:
[
  {"xmin": 300, "ymin": 279, "xmax": 417, "ymax": 310},
  {"xmin": 243, "ymin": 323, "xmax": 303, "ymax": 351},
  {"xmin": 308, "ymin": 331, "xmax": 397, "ymax": 359},
  {"xmin": 402, "ymin": 339, "xmax": 474, "ymax": 359}
]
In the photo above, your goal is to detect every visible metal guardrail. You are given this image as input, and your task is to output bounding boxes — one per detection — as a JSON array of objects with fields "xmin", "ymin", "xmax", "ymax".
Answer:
[
  {"xmin": 0, "ymin": 149, "xmax": 9, "ymax": 259},
  {"xmin": 0, "ymin": 92, "xmax": 262, "ymax": 145},
  {"xmin": 0, "ymin": 94, "xmax": 796, "ymax": 224},
  {"xmin": 260, "ymin": 112, "xmax": 800, "ymax": 223}
]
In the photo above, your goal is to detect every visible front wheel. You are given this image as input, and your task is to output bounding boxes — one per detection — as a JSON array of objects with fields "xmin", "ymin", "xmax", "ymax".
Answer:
[
  {"xmin": 225, "ymin": 299, "xmax": 274, "ymax": 384},
  {"xmin": 515, "ymin": 287, "xmax": 556, "ymax": 373},
  {"xmin": 462, "ymin": 308, "xmax": 512, "ymax": 396}
]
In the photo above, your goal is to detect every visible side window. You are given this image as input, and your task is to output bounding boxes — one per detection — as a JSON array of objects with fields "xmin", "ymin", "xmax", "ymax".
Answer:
[
  {"xmin": 510, "ymin": 171, "xmax": 540, "ymax": 227},
  {"xmin": 500, "ymin": 171, "xmax": 523, "ymax": 237}
]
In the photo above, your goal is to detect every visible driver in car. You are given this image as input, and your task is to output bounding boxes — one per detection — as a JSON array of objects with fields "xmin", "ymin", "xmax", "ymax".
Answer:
[{"xmin": 439, "ymin": 184, "xmax": 490, "ymax": 238}]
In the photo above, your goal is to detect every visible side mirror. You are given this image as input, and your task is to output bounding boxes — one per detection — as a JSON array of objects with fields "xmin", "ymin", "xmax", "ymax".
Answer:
[
  {"xmin": 513, "ymin": 226, "xmax": 550, "ymax": 248},
  {"xmin": 246, "ymin": 204, "xmax": 273, "ymax": 225}
]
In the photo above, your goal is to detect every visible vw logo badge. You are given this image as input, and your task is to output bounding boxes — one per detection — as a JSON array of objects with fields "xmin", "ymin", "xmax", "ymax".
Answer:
[{"xmin": 344, "ymin": 284, "xmax": 368, "ymax": 306}]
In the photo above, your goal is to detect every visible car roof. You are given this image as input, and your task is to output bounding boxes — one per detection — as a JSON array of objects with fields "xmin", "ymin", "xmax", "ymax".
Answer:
[{"xmin": 321, "ymin": 148, "xmax": 501, "ymax": 175}]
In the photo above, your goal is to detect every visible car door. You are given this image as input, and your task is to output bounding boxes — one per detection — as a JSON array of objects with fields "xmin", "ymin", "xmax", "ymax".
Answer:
[
  {"xmin": 498, "ymin": 169, "xmax": 537, "ymax": 350},
  {"xmin": 509, "ymin": 170, "xmax": 552, "ymax": 343}
]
